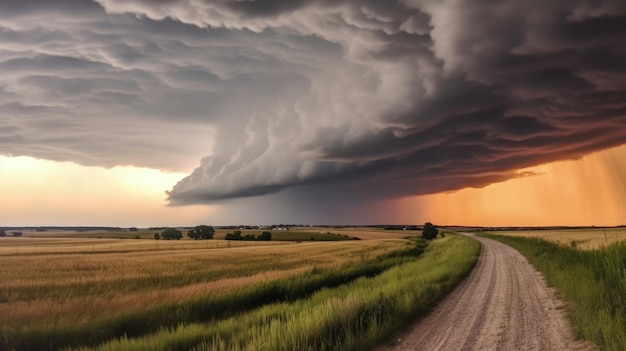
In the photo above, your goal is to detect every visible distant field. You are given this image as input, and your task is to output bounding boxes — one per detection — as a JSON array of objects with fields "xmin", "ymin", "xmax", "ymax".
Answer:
[
  {"xmin": 0, "ymin": 237, "xmax": 289, "ymax": 256},
  {"xmin": 490, "ymin": 227, "xmax": 626, "ymax": 250},
  {"xmin": 7, "ymin": 226, "xmax": 413, "ymax": 242},
  {"xmin": 308, "ymin": 227, "xmax": 418, "ymax": 240}
]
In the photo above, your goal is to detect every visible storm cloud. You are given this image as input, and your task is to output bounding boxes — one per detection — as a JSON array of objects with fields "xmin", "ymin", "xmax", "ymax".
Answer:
[{"xmin": 2, "ymin": 0, "xmax": 626, "ymax": 207}]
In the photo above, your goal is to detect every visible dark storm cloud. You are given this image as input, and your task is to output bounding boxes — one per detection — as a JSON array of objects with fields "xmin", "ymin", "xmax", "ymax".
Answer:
[
  {"xmin": 156, "ymin": 0, "xmax": 626, "ymax": 203},
  {"xmin": 2, "ymin": 0, "xmax": 626, "ymax": 206}
]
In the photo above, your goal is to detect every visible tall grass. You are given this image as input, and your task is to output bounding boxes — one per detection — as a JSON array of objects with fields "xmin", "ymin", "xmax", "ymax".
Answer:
[
  {"xmin": 0, "ymin": 240, "xmax": 417, "ymax": 351},
  {"xmin": 483, "ymin": 234, "xmax": 626, "ymax": 351},
  {"xmin": 80, "ymin": 235, "xmax": 480, "ymax": 351},
  {"xmin": 0, "ymin": 240, "xmax": 407, "ymax": 350},
  {"xmin": 491, "ymin": 228, "xmax": 626, "ymax": 250}
]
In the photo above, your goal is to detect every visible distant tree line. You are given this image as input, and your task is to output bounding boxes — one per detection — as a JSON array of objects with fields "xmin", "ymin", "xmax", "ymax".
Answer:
[
  {"xmin": 157, "ymin": 225, "xmax": 217, "ymax": 240},
  {"xmin": 225, "ymin": 230, "xmax": 272, "ymax": 241},
  {"xmin": 187, "ymin": 225, "xmax": 215, "ymax": 240},
  {"xmin": 156, "ymin": 226, "xmax": 273, "ymax": 241}
]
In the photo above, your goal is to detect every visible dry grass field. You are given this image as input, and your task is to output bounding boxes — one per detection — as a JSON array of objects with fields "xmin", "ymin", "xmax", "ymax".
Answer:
[
  {"xmin": 306, "ymin": 227, "xmax": 417, "ymax": 240},
  {"xmin": 5, "ymin": 226, "xmax": 412, "ymax": 241},
  {"xmin": 0, "ymin": 237, "xmax": 288, "ymax": 256},
  {"xmin": 492, "ymin": 227, "xmax": 626, "ymax": 250},
  {"xmin": 0, "ymin": 239, "xmax": 406, "ymax": 332},
  {"xmin": 0, "ymin": 226, "xmax": 415, "ymax": 256}
]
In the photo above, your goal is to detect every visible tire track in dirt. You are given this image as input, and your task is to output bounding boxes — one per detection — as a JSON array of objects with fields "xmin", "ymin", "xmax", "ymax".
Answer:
[{"xmin": 377, "ymin": 234, "xmax": 597, "ymax": 351}]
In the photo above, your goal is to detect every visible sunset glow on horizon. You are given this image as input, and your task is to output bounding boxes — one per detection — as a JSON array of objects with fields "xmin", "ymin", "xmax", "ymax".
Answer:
[
  {"xmin": 402, "ymin": 144, "xmax": 626, "ymax": 227},
  {"xmin": 2, "ymin": 144, "xmax": 625, "ymax": 227},
  {"xmin": 0, "ymin": 156, "xmax": 212, "ymax": 227}
]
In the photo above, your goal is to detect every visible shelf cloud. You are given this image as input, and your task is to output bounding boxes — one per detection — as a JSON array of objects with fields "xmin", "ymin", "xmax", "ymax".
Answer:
[{"xmin": 2, "ymin": 0, "xmax": 626, "ymax": 207}]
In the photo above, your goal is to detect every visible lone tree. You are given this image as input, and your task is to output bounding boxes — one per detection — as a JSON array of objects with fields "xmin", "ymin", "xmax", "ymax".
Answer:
[
  {"xmin": 187, "ymin": 225, "xmax": 215, "ymax": 240},
  {"xmin": 422, "ymin": 222, "xmax": 439, "ymax": 240},
  {"xmin": 161, "ymin": 228, "xmax": 183, "ymax": 240}
]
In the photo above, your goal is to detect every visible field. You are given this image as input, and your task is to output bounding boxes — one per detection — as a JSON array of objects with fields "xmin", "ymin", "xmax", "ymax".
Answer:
[
  {"xmin": 0, "ymin": 237, "xmax": 292, "ymax": 256},
  {"xmin": 483, "ymin": 231, "xmax": 626, "ymax": 351},
  {"xmin": 0, "ymin": 232, "xmax": 480, "ymax": 351},
  {"xmin": 2, "ymin": 227, "xmax": 412, "ymax": 243},
  {"xmin": 0, "ymin": 227, "xmax": 413, "ymax": 256},
  {"xmin": 489, "ymin": 227, "xmax": 626, "ymax": 250}
]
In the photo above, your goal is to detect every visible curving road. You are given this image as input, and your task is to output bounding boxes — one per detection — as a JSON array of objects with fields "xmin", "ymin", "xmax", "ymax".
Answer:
[{"xmin": 377, "ymin": 234, "xmax": 596, "ymax": 351}]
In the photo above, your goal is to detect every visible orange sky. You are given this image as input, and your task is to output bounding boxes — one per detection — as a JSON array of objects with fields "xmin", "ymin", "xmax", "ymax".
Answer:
[
  {"xmin": 0, "ymin": 157, "xmax": 211, "ymax": 227},
  {"xmin": 1, "ymin": 144, "xmax": 625, "ymax": 227},
  {"xmin": 394, "ymin": 144, "xmax": 626, "ymax": 226}
]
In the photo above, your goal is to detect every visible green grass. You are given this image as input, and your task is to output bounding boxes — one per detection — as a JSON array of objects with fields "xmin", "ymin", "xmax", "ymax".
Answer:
[
  {"xmin": 482, "ymin": 233, "xmax": 626, "ymax": 351},
  {"xmin": 78, "ymin": 235, "xmax": 480, "ymax": 351}
]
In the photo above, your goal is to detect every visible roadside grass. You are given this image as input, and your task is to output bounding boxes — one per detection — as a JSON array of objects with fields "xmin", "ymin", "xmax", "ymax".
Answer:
[
  {"xmin": 491, "ymin": 227, "xmax": 626, "ymax": 250},
  {"xmin": 482, "ymin": 233, "xmax": 626, "ymax": 351},
  {"xmin": 79, "ymin": 235, "xmax": 480, "ymax": 351}
]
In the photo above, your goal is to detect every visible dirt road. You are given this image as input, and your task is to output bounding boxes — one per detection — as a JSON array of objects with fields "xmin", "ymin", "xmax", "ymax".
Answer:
[{"xmin": 377, "ymin": 234, "xmax": 596, "ymax": 351}]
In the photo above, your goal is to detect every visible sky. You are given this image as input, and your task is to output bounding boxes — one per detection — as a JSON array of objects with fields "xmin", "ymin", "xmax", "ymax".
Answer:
[{"xmin": 1, "ymin": 0, "xmax": 626, "ymax": 227}]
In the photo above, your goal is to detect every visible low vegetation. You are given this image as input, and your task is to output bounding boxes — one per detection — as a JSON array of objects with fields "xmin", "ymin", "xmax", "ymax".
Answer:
[
  {"xmin": 491, "ymin": 227, "xmax": 626, "ymax": 250},
  {"xmin": 421, "ymin": 222, "xmax": 439, "ymax": 240},
  {"xmin": 483, "ymin": 233, "xmax": 626, "ymax": 351}
]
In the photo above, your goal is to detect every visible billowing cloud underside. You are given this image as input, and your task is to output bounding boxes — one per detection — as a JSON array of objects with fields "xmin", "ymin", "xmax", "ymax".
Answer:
[{"xmin": 1, "ymin": 0, "xmax": 626, "ymax": 204}]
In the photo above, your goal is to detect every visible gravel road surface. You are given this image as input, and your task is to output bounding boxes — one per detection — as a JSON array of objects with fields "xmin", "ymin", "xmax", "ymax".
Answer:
[{"xmin": 377, "ymin": 234, "xmax": 596, "ymax": 351}]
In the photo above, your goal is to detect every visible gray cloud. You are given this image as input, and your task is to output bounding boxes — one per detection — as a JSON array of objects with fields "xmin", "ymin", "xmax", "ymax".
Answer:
[
  {"xmin": 154, "ymin": 0, "xmax": 626, "ymax": 203},
  {"xmin": 2, "ymin": 0, "xmax": 626, "ymax": 211},
  {"xmin": 0, "ymin": 0, "xmax": 322, "ymax": 170}
]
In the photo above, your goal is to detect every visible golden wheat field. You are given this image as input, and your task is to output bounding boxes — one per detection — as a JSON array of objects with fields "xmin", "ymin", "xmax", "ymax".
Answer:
[
  {"xmin": 493, "ymin": 227, "xmax": 626, "ymax": 250},
  {"xmin": 0, "ymin": 238, "xmax": 406, "ymax": 329},
  {"xmin": 0, "ymin": 237, "xmax": 289, "ymax": 256}
]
